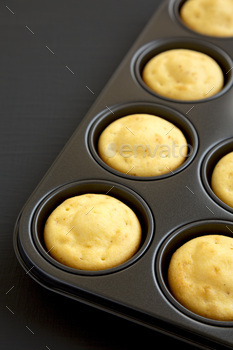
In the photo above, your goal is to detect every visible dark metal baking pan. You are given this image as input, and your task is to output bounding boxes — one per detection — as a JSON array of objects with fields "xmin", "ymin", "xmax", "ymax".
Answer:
[{"xmin": 13, "ymin": 0, "xmax": 233, "ymax": 348}]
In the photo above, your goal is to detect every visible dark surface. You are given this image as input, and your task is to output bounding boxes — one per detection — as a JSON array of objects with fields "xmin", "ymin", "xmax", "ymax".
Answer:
[{"xmin": 0, "ymin": 1, "xmax": 199, "ymax": 349}]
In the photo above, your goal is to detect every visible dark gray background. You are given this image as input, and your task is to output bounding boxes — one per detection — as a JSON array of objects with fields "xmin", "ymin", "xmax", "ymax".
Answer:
[{"xmin": 1, "ymin": 1, "xmax": 197, "ymax": 349}]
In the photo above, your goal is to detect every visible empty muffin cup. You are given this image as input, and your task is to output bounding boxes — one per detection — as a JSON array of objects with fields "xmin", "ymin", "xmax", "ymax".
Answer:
[
  {"xmin": 88, "ymin": 102, "xmax": 198, "ymax": 180},
  {"xmin": 32, "ymin": 180, "xmax": 154, "ymax": 275}
]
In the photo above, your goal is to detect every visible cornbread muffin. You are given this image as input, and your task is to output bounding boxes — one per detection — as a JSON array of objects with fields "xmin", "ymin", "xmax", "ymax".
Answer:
[
  {"xmin": 180, "ymin": 0, "xmax": 233, "ymax": 37},
  {"xmin": 211, "ymin": 151, "xmax": 233, "ymax": 208},
  {"xmin": 44, "ymin": 194, "xmax": 142, "ymax": 271},
  {"xmin": 98, "ymin": 114, "xmax": 188, "ymax": 177},
  {"xmin": 142, "ymin": 49, "xmax": 224, "ymax": 101},
  {"xmin": 168, "ymin": 235, "xmax": 233, "ymax": 321}
]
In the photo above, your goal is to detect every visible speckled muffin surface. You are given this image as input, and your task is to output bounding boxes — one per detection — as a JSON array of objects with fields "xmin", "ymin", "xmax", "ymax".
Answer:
[
  {"xmin": 98, "ymin": 113, "xmax": 188, "ymax": 177},
  {"xmin": 211, "ymin": 151, "xmax": 233, "ymax": 208},
  {"xmin": 180, "ymin": 0, "xmax": 233, "ymax": 37},
  {"xmin": 44, "ymin": 194, "xmax": 142, "ymax": 271},
  {"xmin": 168, "ymin": 235, "xmax": 233, "ymax": 321},
  {"xmin": 142, "ymin": 49, "xmax": 224, "ymax": 101}
]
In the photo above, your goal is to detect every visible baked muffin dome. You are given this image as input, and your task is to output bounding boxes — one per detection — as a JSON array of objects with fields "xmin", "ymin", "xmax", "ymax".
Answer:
[
  {"xmin": 168, "ymin": 235, "xmax": 233, "ymax": 321},
  {"xmin": 211, "ymin": 151, "xmax": 233, "ymax": 208},
  {"xmin": 180, "ymin": 0, "xmax": 233, "ymax": 37},
  {"xmin": 142, "ymin": 49, "xmax": 224, "ymax": 101},
  {"xmin": 98, "ymin": 113, "xmax": 188, "ymax": 177},
  {"xmin": 44, "ymin": 194, "xmax": 142, "ymax": 271}
]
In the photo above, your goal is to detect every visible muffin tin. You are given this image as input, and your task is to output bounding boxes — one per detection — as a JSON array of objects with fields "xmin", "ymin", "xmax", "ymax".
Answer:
[{"xmin": 13, "ymin": 0, "xmax": 233, "ymax": 348}]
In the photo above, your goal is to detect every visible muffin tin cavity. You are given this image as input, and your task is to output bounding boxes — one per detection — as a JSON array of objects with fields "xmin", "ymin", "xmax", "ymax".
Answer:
[
  {"xmin": 172, "ymin": 0, "xmax": 202, "ymax": 36},
  {"xmin": 133, "ymin": 37, "xmax": 233, "ymax": 102},
  {"xmin": 202, "ymin": 138, "xmax": 233, "ymax": 214},
  {"xmin": 32, "ymin": 180, "xmax": 154, "ymax": 275},
  {"xmin": 171, "ymin": 0, "xmax": 190, "ymax": 25},
  {"xmin": 88, "ymin": 102, "xmax": 198, "ymax": 180},
  {"xmin": 156, "ymin": 220, "xmax": 233, "ymax": 326}
]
